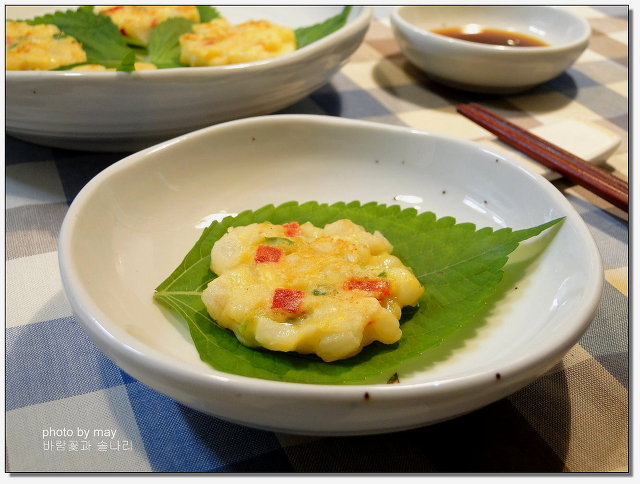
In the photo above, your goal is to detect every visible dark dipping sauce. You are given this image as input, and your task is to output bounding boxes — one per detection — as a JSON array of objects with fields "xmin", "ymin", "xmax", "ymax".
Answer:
[{"xmin": 432, "ymin": 26, "xmax": 548, "ymax": 47}]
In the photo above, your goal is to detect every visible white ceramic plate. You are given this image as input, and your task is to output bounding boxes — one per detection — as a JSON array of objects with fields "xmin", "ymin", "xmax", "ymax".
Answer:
[
  {"xmin": 5, "ymin": 6, "xmax": 371, "ymax": 151},
  {"xmin": 58, "ymin": 115, "xmax": 603, "ymax": 435}
]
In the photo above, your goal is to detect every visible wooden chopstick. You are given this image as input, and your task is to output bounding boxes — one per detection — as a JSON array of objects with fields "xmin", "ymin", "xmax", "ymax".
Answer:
[
  {"xmin": 460, "ymin": 103, "xmax": 629, "ymax": 193},
  {"xmin": 457, "ymin": 102, "xmax": 629, "ymax": 212}
]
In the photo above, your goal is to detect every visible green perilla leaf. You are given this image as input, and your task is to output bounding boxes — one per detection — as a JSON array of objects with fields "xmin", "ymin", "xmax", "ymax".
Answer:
[
  {"xmin": 154, "ymin": 202, "xmax": 563, "ymax": 385},
  {"xmin": 295, "ymin": 6, "xmax": 352, "ymax": 49}
]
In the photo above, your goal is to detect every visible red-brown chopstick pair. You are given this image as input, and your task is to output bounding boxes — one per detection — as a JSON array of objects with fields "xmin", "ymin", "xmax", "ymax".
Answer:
[{"xmin": 457, "ymin": 103, "xmax": 628, "ymax": 212}]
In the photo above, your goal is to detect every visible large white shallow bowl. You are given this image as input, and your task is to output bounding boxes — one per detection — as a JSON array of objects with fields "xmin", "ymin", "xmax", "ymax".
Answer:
[
  {"xmin": 58, "ymin": 115, "xmax": 602, "ymax": 435},
  {"xmin": 5, "ymin": 6, "xmax": 371, "ymax": 151},
  {"xmin": 391, "ymin": 6, "xmax": 590, "ymax": 93}
]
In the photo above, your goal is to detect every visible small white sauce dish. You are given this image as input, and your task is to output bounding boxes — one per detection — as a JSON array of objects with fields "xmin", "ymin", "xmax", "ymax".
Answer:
[
  {"xmin": 58, "ymin": 115, "xmax": 602, "ymax": 435},
  {"xmin": 390, "ymin": 6, "xmax": 591, "ymax": 93}
]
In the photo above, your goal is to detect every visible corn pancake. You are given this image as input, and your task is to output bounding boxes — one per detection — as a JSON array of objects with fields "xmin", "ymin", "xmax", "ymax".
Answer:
[
  {"xmin": 180, "ymin": 18, "xmax": 295, "ymax": 66},
  {"xmin": 202, "ymin": 220, "xmax": 424, "ymax": 362},
  {"xmin": 5, "ymin": 21, "xmax": 86, "ymax": 70}
]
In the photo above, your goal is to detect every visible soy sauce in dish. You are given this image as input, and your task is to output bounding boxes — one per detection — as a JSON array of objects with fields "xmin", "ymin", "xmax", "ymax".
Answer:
[{"xmin": 432, "ymin": 25, "xmax": 548, "ymax": 47}]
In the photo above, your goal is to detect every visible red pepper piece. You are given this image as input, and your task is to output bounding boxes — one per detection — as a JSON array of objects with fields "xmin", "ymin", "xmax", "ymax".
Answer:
[
  {"xmin": 344, "ymin": 278, "xmax": 391, "ymax": 301},
  {"xmin": 283, "ymin": 222, "xmax": 300, "ymax": 237},
  {"xmin": 254, "ymin": 245, "xmax": 282, "ymax": 263},
  {"xmin": 101, "ymin": 6, "xmax": 124, "ymax": 13},
  {"xmin": 271, "ymin": 289, "xmax": 304, "ymax": 313}
]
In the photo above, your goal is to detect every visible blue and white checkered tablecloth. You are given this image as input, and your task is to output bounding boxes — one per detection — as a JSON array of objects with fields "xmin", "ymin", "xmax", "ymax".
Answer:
[{"xmin": 5, "ymin": 6, "xmax": 630, "ymax": 473}]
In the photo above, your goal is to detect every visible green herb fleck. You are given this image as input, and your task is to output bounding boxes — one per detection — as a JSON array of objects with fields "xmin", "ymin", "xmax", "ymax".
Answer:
[{"xmin": 264, "ymin": 237, "xmax": 294, "ymax": 246}]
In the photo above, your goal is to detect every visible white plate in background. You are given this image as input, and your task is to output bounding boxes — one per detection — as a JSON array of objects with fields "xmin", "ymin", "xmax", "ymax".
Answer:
[{"xmin": 6, "ymin": 6, "xmax": 371, "ymax": 151}]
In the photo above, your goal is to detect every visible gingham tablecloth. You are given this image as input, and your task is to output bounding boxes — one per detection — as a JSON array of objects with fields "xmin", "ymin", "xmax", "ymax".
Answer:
[{"xmin": 5, "ymin": 6, "xmax": 629, "ymax": 473}]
